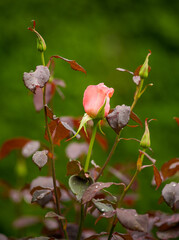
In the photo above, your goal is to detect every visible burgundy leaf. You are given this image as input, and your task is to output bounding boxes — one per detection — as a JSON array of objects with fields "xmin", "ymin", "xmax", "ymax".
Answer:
[
  {"xmin": 116, "ymin": 208, "xmax": 149, "ymax": 232},
  {"xmin": 130, "ymin": 111, "xmax": 143, "ymax": 128},
  {"xmin": 112, "ymin": 232, "xmax": 133, "ymax": 240},
  {"xmin": 45, "ymin": 119, "xmax": 70, "ymax": 145},
  {"xmin": 161, "ymin": 158, "xmax": 179, "ymax": 180},
  {"xmin": 82, "ymin": 182, "xmax": 125, "ymax": 204},
  {"xmin": 45, "ymin": 105, "xmax": 54, "ymax": 120},
  {"xmin": 66, "ymin": 160, "xmax": 83, "ymax": 176},
  {"xmin": 21, "ymin": 140, "xmax": 40, "ymax": 158},
  {"xmin": 153, "ymin": 165, "xmax": 162, "ymax": 190},
  {"xmin": 32, "ymin": 150, "xmax": 48, "ymax": 169},
  {"xmin": 106, "ymin": 105, "xmax": 131, "ymax": 134},
  {"xmin": 47, "ymin": 55, "xmax": 86, "ymax": 74},
  {"xmin": 0, "ymin": 137, "xmax": 30, "ymax": 160},
  {"xmin": 44, "ymin": 106, "xmax": 79, "ymax": 145},
  {"xmin": 162, "ymin": 182, "xmax": 179, "ymax": 210},
  {"xmin": 23, "ymin": 65, "xmax": 50, "ymax": 93}
]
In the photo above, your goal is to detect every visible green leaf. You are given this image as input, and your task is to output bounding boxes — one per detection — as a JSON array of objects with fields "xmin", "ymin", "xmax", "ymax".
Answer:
[
  {"xmin": 69, "ymin": 175, "xmax": 93, "ymax": 201},
  {"xmin": 92, "ymin": 199, "xmax": 114, "ymax": 213}
]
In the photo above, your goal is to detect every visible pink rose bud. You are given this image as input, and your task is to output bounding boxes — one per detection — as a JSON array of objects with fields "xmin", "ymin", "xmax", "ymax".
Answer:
[{"xmin": 83, "ymin": 83, "xmax": 114, "ymax": 118}]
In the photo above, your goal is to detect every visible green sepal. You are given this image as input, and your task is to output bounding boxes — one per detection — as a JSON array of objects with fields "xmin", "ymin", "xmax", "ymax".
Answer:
[
  {"xmin": 95, "ymin": 98, "xmax": 107, "ymax": 120},
  {"xmin": 98, "ymin": 120, "xmax": 105, "ymax": 135},
  {"xmin": 69, "ymin": 113, "xmax": 92, "ymax": 140}
]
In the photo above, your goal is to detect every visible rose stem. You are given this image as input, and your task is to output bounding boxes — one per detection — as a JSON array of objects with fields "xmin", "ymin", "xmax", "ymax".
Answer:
[
  {"xmin": 76, "ymin": 120, "xmax": 99, "ymax": 240},
  {"xmin": 107, "ymin": 152, "xmax": 145, "ymax": 240},
  {"xmin": 95, "ymin": 132, "xmax": 121, "ymax": 181},
  {"xmin": 84, "ymin": 120, "xmax": 99, "ymax": 172},
  {"xmin": 41, "ymin": 52, "xmax": 69, "ymax": 239}
]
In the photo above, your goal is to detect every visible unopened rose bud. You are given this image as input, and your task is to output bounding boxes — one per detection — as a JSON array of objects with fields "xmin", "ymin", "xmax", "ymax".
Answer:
[
  {"xmin": 83, "ymin": 83, "xmax": 114, "ymax": 119},
  {"xmin": 139, "ymin": 51, "xmax": 151, "ymax": 79},
  {"xmin": 28, "ymin": 20, "xmax": 46, "ymax": 52},
  {"xmin": 140, "ymin": 119, "xmax": 150, "ymax": 148},
  {"xmin": 106, "ymin": 105, "xmax": 131, "ymax": 134},
  {"xmin": 37, "ymin": 37, "xmax": 46, "ymax": 52}
]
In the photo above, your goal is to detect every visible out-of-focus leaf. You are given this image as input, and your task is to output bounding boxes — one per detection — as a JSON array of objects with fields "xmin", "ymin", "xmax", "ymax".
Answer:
[
  {"xmin": 13, "ymin": 216, "xmax": 40, "ymax": 229},
  {"xmin": 82, "ymin": 182, "xmax": 125, "ymax": 204},
  {"xmin": 23, "ymin": 65, "xmax": 50, "ymax": 93},
  {"xmin": 155, "ymin": 212, "xmax": 179, "ymax": 231},
  {"xmin": 161, "ymin": 158, "xmax": 179, "ymax": 180},
  {"xmin": 108, "ymin": 167, "xmax": 130, "ymax": 186},
  {"xmin": 0, "ymin": 234, "xmax": 8, "ymax": 240},
  {"xmin": 31, "ymin": 189, "xmax": 52, "ymax": 203},
  {"xmin": 153, "ymin": 165, "xmax": 162, "ymax": 190},
  {"xmin": 47, "ymin": 55, "xmax": 86, "ymax": 74},
  {"xmin": 28, "ymin": 237, "xmax": 58, "ymax": 240},
  {"xmin": 95, "ymin": 132, "xmax": 108, "ymax": 150},
  {"xmin": 21, "ymin": 140, "xmax": 40, "ymax": 158},
  {"xmin": 92, "ymin": 199, "xmax": 114, "ymax": 213},
  {"xmin": 30, "ymin": 176, "xmax": 59, "ymax": 194},
  {"xmin": 0, "ymin": 137, "xmax": 30, "ymax": 160},
  {"xmin": 45, "ymin": 211, "xmax": 65, "ymax": 220},
  {"xmin": 112, "ymin": 232, "xmax": 133, "ymax": 240},
  {"xmin": 116, "ymin": 67, "xmax": 133, "ymax": 75},
  {"xmin": 32, "ymin": 150, "xmax": 48, "ymax": 169},
  {"xmin": 116, "ymin": 208, "xmax": 149, "ymax": 232},
  {"xmin": 174, "ymin": 117, "xmax": 179, "ymax": 126},
  {"xmin": 66, "ymin": 143, "xmax": 88, "ymax": 159},
  {"xmin": 127, "ymin": 231, "xmax": 154, "ymax": 240},
  {"xmin": 69, "ymin": 175, "xmax": 93, "ymax": 201},
  {"xmin": 162, "ymin": 182, "xmax": 179, "ymax": 210},
  {"xmin": 84, "ymin": 232, "xmax": 108, "ymax": 240},
  {"xmin": 33, "ymin": 83, "xmax": 55, "ymax": 111},
  {"xmin": 130, "ymin": 111, "xmax": 143, "ymax": 128},
  {"xmin": 157, "ymin": 227, "xmax": 179, "ymax": 240}
]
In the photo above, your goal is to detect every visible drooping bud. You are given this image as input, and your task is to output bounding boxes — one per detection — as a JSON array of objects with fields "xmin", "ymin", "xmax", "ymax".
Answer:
[
  {"xmin": 139, "ymin": 50, "xmax": 151, "ymax": 79},
  {"xmin": 140, "ymin": 119, "xmax": 150, "ymax": 149},
  {"xmin": 106, "ymin": 105, "xmax": 131, "ymax": 134},
  {"xmin": 28, "ymin": 20, "xmax": 46, "ymax": 52}
]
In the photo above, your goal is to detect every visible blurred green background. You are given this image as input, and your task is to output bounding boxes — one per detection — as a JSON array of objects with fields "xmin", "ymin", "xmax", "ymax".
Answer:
[{"xmin": 0, "ymin": 0, "xmax": 179, "ymax": 237}]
